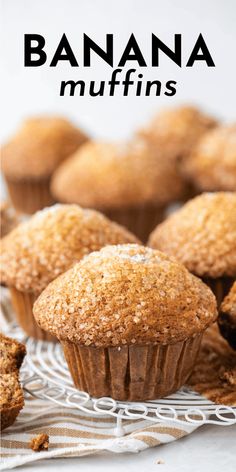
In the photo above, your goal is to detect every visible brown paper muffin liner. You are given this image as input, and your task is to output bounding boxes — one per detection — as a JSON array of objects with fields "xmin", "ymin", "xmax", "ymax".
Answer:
[
  {"xmin": 10, "ymin": 287, "xmax": 56, "ymax": 342},
  {"xmin": 103, "ymin": 204, "xmax": 166, "ymax": 243},
  {"xmin": 5, "ymin": 177, "xmax": 55, "ymax": 214},
  {"xmin": 61, "ymin": 334, "xmax": 202, "ymax": 401},
  {"xmin": 203, "ymin": 277, "xmax": 235, "ymax": 307}
]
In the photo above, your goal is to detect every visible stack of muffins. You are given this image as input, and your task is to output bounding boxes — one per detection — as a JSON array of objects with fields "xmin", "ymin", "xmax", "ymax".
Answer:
[{"xmin": 1, "ymin": 106, "xmax": 236, "ymax": 413}]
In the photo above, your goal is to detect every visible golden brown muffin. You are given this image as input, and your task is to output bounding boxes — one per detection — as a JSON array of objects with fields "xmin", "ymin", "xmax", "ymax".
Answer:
[
  {"xmin": 0, "ymin": 204, "xmax": 139, "ymax": 340},
  {"xmin": 138, "ymin": 105, "xmax": 217, "ymax": 164},
  {"xmin": 51, "ymin": 139, "xmax": 187, "ymax": 241},
  {"xmin": 0, "ymin": 333, "xmax": 26, "ymax": 374},
  {"xmin": 1, "ymin": 116, "xmax": 88, "ymax": 214},
  {"xmin": 183, "ymin": 125, "xmax": 236, "ymax": 192},
  {"xmin": 33, "ymin": 244, "xmax": 217, "ymax": 401},
  {"xmin": 148, "ymin": 192, "xmax": 236, "ymax": 305},
  {"xmin": 0, "ymin": 202, "xmax": 19, "ymax": 238},
  {"xmin": 0, "ymin": 333, "xmax": 26, "ymax": 430},
  {"xmin": 218, "ymin": 282, "xmax": 236, "ymax": 350}
]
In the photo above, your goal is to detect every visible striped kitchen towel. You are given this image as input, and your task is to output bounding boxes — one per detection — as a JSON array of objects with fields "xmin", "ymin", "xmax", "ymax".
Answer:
[{"xmin": 1, "ymin": 395, "xmax": 199, "ymax": 470}]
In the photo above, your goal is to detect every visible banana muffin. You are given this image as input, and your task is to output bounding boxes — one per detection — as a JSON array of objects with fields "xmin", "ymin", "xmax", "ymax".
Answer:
[
  {"xmin": 218, "ymin": 282, "xmax": 236, "ymax": 350},
  {"xmin": 33, "ymin": 244, "xmax": 217, "ymax": 401},
  {"xmin": 0, "ymin": 205, "xmax": 139, "ymax": 340},
  {"xmin": 1, "ymin": 116, "xmax": 88, "ymax": 214},
  {"xmin": 0, "ymin": 333, "xmax": 26, "ymax": 430},
  {"xmin": 51, "ymin": 139, "xmax": 187, "ymax": 242},
  {"xmin": 138, "ymin": 105, "xmax": 217, "ymax": 165},
  {"xmin": 183, "ymin": 125, "xmax": 236, "ymax": 192},
  {"xmin": 148, "ymin": 192, "xmax": 236, "ymax": 305}
]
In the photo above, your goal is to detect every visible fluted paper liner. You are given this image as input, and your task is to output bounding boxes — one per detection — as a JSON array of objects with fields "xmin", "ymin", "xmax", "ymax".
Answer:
[
  {"xmin": 103, "ymin": 204, "xmax": 165, "ymax": 243},
  {"xmin": 6, "ymin": 177, "xmax": 54, "ymax": 214},
  {"xmin": 10, "ymin": 287, "xmax": 56, "ymax": 342},
  {"xmin": 203, "ymin": 277, "xmax": 234, "ymax": 307},
  {"xmin": 62, "ymin": 335, "xmax": 202, "ymax": 401}
]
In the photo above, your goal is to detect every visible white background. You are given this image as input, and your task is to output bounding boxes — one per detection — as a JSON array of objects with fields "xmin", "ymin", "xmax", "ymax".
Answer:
[
  {"xmin": 1, "ymin": 1, "xmax": 236, "ymax": 470},
  {"xmin": 1, "ymin": 0, "xmax": 236, "ymax": 143}
]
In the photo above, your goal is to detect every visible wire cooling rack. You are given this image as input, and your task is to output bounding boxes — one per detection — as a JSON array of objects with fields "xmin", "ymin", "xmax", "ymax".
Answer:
[{"xmin": 8, "ymin": 323, "xmax": 236, "ymax": 436}]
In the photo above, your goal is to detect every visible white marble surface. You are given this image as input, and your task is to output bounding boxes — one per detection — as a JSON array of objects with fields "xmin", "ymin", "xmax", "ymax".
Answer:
[{"xmin": 15, "ymin": 424, "xmax": 236, "ymax": 472}]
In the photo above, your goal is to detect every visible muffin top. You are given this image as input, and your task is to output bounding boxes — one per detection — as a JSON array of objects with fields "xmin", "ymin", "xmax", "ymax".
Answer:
[
  {"xmin": 0, "ymin": 204, "xmax": 139, "ymax": 293},
  {"xmin": 139, "ymin": 106, "xmax": 217, "ymax": 163},
  {"xmin": 183, "ymin": 125, "xmax": 236, "ymax": 191},
  {"xmin": 33, "ymin": 244, "xmax": 217, "ymax": 346},
  {"xmin": 149, "ymin": 192, "xmax": 236, "ymax": 278},
  {"xmin": 51, "ymin": 139, "xmax": 187, "ymax": 209},
  {"xmin": 221, "ymin": 282, "xmax": 236, "ymax": 318},
  {"xmin": 1, "ymin": 116, "xmax": 88, "ymax": 180}
]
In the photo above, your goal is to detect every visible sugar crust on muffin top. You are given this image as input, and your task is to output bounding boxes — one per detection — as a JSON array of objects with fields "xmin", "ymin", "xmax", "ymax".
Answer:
[
  {"xmin": 0, "ymin": 204, "xmax": 139, "ymax": 293},
  {"xmin": 1, "ymin": 117, "xmax": 88, "ymax": 180},
  {"xmin": 149, "ymin": 192, "xmax": 236, "ymax": 278},
  {"xmin": 138, "ymin": 105, "xmax": 217, "ymax": 162},
  {"xmin": 33, "ymin": 244, "xmax": 217, "ymax": 347},
  {"xmin": 183, "ymin": 125, "xmax": 236, "ymax": 191},
  {"xmin": 51, "ymin": 139, "xmax": 187, "ymax": 208}
]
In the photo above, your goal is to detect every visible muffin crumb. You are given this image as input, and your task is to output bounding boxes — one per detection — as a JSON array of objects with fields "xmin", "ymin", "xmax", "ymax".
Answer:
[
  {"xmin": 30, "ymin": 433, "xmax": 49, "ymax": 452},
  {"xmin": 220, "ymin": 368, "xmax": 236, "ymax": 386},
  {"xmin": 155, "ymin": 458, "xmax": 165, "ymax": 465}
]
